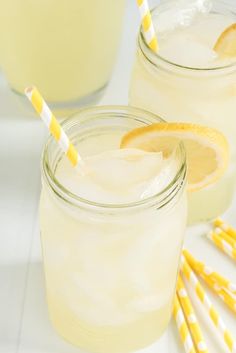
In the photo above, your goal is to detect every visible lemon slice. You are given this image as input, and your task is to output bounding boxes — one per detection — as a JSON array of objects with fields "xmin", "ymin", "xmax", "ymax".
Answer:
[
  {"xmin": 120, "ymin": 123, "xmax": 229, "ymax": 192},
  {"xmin": 214, "ymin": 23, "xmax": 236, "ymax": 57}
]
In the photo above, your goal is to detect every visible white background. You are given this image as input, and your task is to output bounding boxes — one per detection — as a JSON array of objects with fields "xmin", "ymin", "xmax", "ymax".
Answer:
[{"xmin": 0, "ymin": 1, "xmax": 235, "ymax": 352}]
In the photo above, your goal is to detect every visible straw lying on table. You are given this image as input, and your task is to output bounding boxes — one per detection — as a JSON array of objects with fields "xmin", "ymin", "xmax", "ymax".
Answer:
[
  {"xmin": 201, "ymin": 274, "xmax": 236, "ymax": 314},
  {"xmin": 25, "ymin": 86, "xmax": 83, "ymax": 168},
  {"xmin": 136, "ymin": 0, "xmax": 158, "ymax": 52},
  {"xmin": 214, "ymin": 219, "xmax": 236, "ymax": 241},
  {"xmin": 183, "ymin": 249, "xmax": 236, "ymax": 294},
  {"xmin": 207, "ymin": 219, "xmax": 236, "ymax": 261},
  {"xmin": 180, "ymin": 254, "xmax": 236, "ymax": 353},
  {"xmin": 207, "ymin": 229, "xmax": 236, "ymax": 261},
  {"xmin": 173, "ymin": 295, "xmax": 197, "ymax": 353},
  {"xmin": 182, "ymin": 249, "xmax": 236, "ymax": 314},
  {"xmin": 176, "ymin": 275, "xmax": 208, "ymax": 353},
  {"xmin": 174, "ymin": 247, "xmax": 235, "ymax": 352},
  {"xmin": 214, "ymin": 228, "xmax": 236, "ymax": 249}
]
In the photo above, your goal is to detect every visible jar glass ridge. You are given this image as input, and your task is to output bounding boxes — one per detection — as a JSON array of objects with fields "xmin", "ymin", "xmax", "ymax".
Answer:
[{"xmin": 42, "ymin": 106, "xmax": 186, "ymax": 212}]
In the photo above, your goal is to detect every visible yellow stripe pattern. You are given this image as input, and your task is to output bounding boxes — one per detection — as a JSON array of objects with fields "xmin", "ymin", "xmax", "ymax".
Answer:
[
  {"xmin": 209, "ymin": 307, "xmax": 219, "ymax": 325},
  {"xmin": 142, "ymin": 12, "xmax": 152, "ymax": 31},
  {"xmin": 66, "ymin": 142, "xmax": 79, "ymax": 167},
  {"xmin": 202, "ymin": 275, "xmax": 236, "ymax": 314},
  {"xmin": 181, "ymin": 255, "xmax": 236, "ymax": 352},
  {"xmin": 49, "ymin": 115, "xmax": 61, "ymax": 141},
  {"xmin": 25, "ymin": 86, "xmax": 81, "ymax": 168},
  {"xmin": 177, "ymin": 276, "xmax": 208, "ymax": 353},
  {"xmin": 136, "ymin": 0, "xmax": 158, "ymax": 52},
  {"xmin": 183, "ymin": 249, "xmax": 236, "ymax": 294},
  {"xmin": 215, "ymin": 228, "xmax": 236, "ymax": 249},
  {"xmin": 173, "ymin": 296, "xmax": 196, "ymax": 353},
  {"xmin": 214, "ymin": 218, "xmax": 236, "ymax": 241},
  {"xmin": 31, "ymin": 88, "xmax": 43, "ymax": 114},
  {"xmin": 207, "ymin": 230, "xmax": 236, "ymax": 261}
]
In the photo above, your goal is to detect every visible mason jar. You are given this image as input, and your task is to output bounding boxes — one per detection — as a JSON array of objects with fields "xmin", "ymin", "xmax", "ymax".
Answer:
[
  {"xmin": 40, "ymin": 106, "xmax": 187, "ymax": 353},
  {"xmin": 129, "ymin": 0, "xmax": 236, "ymax": 223},
  {"xmin": 0, "ymin": 1, "xmax": 126, "ymax": 114}
]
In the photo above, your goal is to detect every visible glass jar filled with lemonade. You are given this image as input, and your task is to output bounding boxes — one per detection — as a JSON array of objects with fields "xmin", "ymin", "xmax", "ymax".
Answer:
[
  {"xmin": 40, "ymin": 106, "xmax": 187, "ymax": 353},
  {"xmin": 129, "ymin": 0, "xmax": 236, "ymax": 223},
  {"xmin": 0, "ymin": 1, "xmax": 125, "ymax": 110}
]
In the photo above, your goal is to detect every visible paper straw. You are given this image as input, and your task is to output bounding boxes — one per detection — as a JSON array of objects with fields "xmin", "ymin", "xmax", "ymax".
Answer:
[
  {"xmin": 181, "ymin": 255, "xmax": 236, "ymax": 353},
  {"xmin": 207, "ymin": 230, "xmax": 236, "ymax": 261},
  {"xmin": 136, "ymin": 0, "xmax": 158, "ymax": 52},
  {"xmin": 173, "ymin": 295, "xmax": 197, "ymax": 353},
  {"xmin": 214, "ymin": 219, "xmax": 236, "ymax": 241},
  {"xmin": 183, "ymin": 249, "xmax": 236, "ymax": 294},
  {"xmin": 214, "ymin": 228, "xmax": 236, "ymax": 249},
  {"xmin": 201, "ymin": 274, "xmax": 236, "ymax": 315},
  {"xmin": 176, "ymin": 275, "xmax": 208, "ymax": 353},
  {"xmin": 25, "ymin": 86, "xmax": 83, "ymax": 168}
]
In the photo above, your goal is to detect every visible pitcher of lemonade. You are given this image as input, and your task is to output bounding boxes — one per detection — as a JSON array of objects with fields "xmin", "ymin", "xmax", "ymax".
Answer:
[{"xmin": 0, "ymin": 1, "xmax": 126, "ymax": 111}]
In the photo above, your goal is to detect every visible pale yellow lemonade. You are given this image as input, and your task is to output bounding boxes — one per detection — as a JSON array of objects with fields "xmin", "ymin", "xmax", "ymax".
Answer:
[
  {"xmin": 40, "ymin": 107, "xmax": 187, "ymax": 353},
  {"xmin": 0, "ymin": 1, "xmax": 125, "ymax": 105},
  {"xmin": 129, "ymin": 0, "xmax": 236, "ymax": 223}
]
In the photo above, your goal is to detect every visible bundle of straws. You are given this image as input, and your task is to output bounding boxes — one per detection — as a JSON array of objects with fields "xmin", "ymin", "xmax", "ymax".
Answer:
[
  {"xmin": 174, "ymin": 237, "xmax": 236, "ymax": 353},
  {"xmin": 207, "ymin": 219, "xmax": 236, "ymax": 261}
]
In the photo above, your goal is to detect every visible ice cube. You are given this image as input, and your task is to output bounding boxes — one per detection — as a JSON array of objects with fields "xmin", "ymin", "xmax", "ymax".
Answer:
[
  {"xmin": 86, "ymin": 148, "xmax": 163, "ymax": 189},
  {"xmin": 159, "ymin": 33, "xmax": 217, "ymax": 67},
  {"xmin": 56, "ymin": 148, "xmax": 178, "ymax": 204},
  {"xmin": 156, "ymin": 0, "xmax": 212, "ymax": 33}
]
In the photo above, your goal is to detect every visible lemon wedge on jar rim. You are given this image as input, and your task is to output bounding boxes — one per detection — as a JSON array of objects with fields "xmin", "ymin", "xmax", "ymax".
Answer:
[
  {"xmin": 214, "ymin": 23, "xmax": 236, "ymax": 57},
  {"xmin": 120, "ymin": 123, "xmax": 229, "ymax": 192}
]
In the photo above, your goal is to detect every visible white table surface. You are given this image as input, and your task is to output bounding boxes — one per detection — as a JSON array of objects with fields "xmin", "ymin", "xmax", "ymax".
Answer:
[{"xmin": 0, "ymin": 1, "xmax": 235, "ymax": 353}]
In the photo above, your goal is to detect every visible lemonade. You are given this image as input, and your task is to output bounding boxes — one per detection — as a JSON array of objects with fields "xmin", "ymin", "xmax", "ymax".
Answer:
[
  {"xmin": 40, "ymin": 106, "xmax": 187, "ymax": 353},
  {"xmin": 0, "ymin": 0, "xmax": 125, "ymax": 107},
  {"xmin": 129, "ymin": 0, "xmax": 236, "ymax": 223}
]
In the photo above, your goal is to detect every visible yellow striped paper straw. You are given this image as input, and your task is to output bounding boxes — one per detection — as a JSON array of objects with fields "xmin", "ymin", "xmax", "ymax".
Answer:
[
  {"xmin": 183, "ymin": 249, "xmax": 236, "ymax": 294},
  {"xmin": 136, "ymin": 0, "xmax": 158, "ymax": 52},
  {"xmin": 25, "ymin": 86, "xmax": 83, "ymax": 168},
  {"xmin": 214, "ymin": 227, "xmax": 236, "ymax": 249},
  {"xmin": 183, "ymin": 250, "xmax": 236, "ymax": 313},
  {"xmin": 181, "ymin": 255, "xmax": 236, "ymax": 353},
  {"xmin": 214, "ymin": 219, "xmax": 236, "ymax": 241},
  {"xmin": 173, "ymin": 295, "xmax": 197, "ymax": 353},
  {"xmin": 201, "ymin": 274, "xmax": 236, "ymax": 315},
  {"xmin": 177, "ymin": 275, "xmax": 208, "ymax": 353},
  {"xmin": 207, "ymin": 230, "xmax": 236, "ymax": 261}
]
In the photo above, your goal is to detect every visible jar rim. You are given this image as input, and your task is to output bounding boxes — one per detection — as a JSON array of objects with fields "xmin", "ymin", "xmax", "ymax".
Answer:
[
  {"xmin": 42, "ymin": 105, "xmax": 187, "ymax": 212},
  {"xmin": 139, "ymin": 0, "xmax": 236, "ymax": 73}
]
